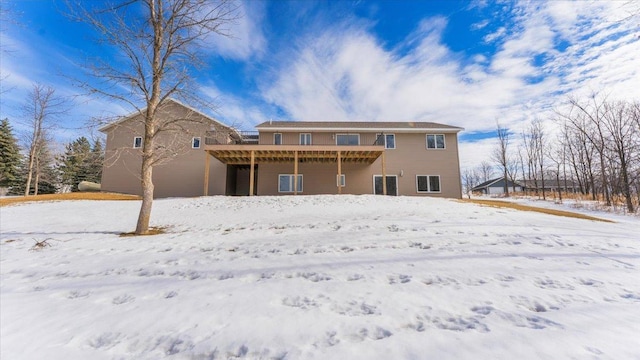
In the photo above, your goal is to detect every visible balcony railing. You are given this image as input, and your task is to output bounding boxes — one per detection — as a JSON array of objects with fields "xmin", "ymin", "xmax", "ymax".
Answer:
[{"xmin": 205, "ymin": 130, "xmax": 385, "ymax": 146}]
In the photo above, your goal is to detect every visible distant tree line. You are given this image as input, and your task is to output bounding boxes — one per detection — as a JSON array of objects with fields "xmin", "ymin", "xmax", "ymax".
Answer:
[
  {"xmin": 0, "ymin": 117, "xmax": 104, "ymax": 196},
  {"xmin": 0, "ymin": 85, "xmax": 104, "ymax": 196},
  {"xmin": 463, "ymin": 95, "xmax": 639, "ymax": 214}
]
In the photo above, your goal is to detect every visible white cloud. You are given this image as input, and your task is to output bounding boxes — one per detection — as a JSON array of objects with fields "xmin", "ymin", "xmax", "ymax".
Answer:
[
  {"xmin": 261, "ymin": 0, "xmax": 640, "ymax": 172},
  {"xmin": 200, "ymin": 84, "xmax": 274, "ymax": 130},
  {"xmin": 204, "ymin": 0, "xmax": 266, "ymax": 60}
]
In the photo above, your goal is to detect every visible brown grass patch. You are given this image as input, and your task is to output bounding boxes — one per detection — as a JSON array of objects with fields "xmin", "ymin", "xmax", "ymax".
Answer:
[
  {"xmin": 0, "ymin": 192, "xmax": 141, "ymax": 207},
  {"xmin": 461, "ymin": 199, "xmax": 614, "ymax": 223},
  {"xmin": 119, "ymin": 226, "xmax": 168, "ymax": 237}
]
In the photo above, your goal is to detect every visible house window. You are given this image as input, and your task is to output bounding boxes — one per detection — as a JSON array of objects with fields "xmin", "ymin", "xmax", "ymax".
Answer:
[
  {"xmin": 274, "ymin": 133, "xmax": 282, "ymax": 145},
  {"xmin": 133, "ymin": 136, "xmax": 142, "ymax": 149},
  {"xmin": 385, "ymin": 134, "xmax": 395, "ymax": 149},
  {"xmin": 278, "ymin": 174, "xmax": 303, "ymax": 193},
  {"xmin": 300, "ymin": 133, "xmax": 312, "ymax": 145},
  {"xmin": 416, "ymin": 175, "xmax": 441, "ymax": 193},
  {"xmin": 337, "ymin": 174, "xmax": 346, "ymax": 187},
  {"xmin": 192, "ymin": 137, "xmax": 201, "ymax": 149},
  {"xmin": 426, "ymin": 134, "xmax": 445, "ymax": 149},
  {"xmin": 336, "ymin": 134, "xmax": 360, "ymax": 145}
]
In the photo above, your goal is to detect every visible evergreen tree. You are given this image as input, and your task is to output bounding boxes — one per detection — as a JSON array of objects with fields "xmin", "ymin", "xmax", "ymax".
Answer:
[
  {"xmin": 89, "ymin": 138, "xmax": 104, "ymax": 183},
  {"xmin": 57, "ymin": 136, "xmax": 103, "ymax": 191},
  {"xmin": 0, "ymin": 118, "xmax": 23, "ymax": 192},
  {"xmin": 10, "ymin": 137, "xmax": 58, "ymax": 195}
]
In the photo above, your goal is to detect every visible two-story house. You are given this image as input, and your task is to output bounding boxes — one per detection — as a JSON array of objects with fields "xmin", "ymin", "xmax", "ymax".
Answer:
[{"xmin": 100, "ymin": 100, "xmax": 464, "ymax": 198}]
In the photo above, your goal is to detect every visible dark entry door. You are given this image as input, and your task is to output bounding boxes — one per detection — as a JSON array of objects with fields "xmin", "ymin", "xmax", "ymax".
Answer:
[{"xmin": 374, "ymin": 175, "xmax": 397, "ymax": 196}]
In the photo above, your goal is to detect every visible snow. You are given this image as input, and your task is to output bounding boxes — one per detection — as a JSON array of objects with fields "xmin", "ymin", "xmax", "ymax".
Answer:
[{"xmin": 1, "ymin": 195, "xmax": 639, "ymax": 359}]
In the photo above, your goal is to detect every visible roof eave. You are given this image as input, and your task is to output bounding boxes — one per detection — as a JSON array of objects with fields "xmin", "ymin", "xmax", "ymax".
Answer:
[{"xmin": 255, "ymin": 126, "xmax": 464, "ymax": 133}]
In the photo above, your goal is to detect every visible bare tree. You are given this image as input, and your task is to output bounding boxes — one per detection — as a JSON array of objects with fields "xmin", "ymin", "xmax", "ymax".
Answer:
[
  {"xmin": 546, "ymin": 136, "xmax": 566, "ymax": 203},
  {"xmin": 68, "ymin": 0, "xmax": 239, "ymax": 234},
  {"xmin": 601, "ymin": 100, "xmax": 637, "ymax": 212},
  {"xmin": 532, "ymin": 119, "xmax": 547, "ymax": 200},
  {"xmin": 461, "ymin": 168, "xmax": 480, "ymax": 198},
  {"xmin": 21, "ymin": 84, "xmax": 66, "ymax": 196},
  {"xmin": 491, "ymin": 122, "xmax": 510, "ymax": 196},
  {"xmin": 560, "ymin": 95, "xmax": 612, "ymax": 206},
  {"xmin": 478, "ymin": 161, "xmax": 494, "ymax": 183}
]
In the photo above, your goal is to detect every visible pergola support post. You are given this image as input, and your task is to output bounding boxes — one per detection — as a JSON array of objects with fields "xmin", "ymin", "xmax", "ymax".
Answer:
[
  {"xmin": 249, "ymin": 150, "xmax": 255, "ymax": 196},
  {"xmin": 382, "ymin": 150, "xmax": 387, "ymax": 195},
  {"xmin": 294, "ymin": 150, "xmax": 299, "ymax": 195},
  {"xmin": 203, "ymin": 152, "xmax": 210, "ymax": 196},
  {"xmin": 337, "ymin": 151, "xmax": 342, "ymax": 194}
]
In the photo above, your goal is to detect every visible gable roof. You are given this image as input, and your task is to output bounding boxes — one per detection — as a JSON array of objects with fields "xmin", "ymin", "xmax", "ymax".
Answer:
[
  {"xmin": 256, "ymin": 121, "xmax": 463, "ymax": 133},
  {"xmin": 99, "ymin": 98, "xmax": 228, "ymax": 132},
  {"xmin": 471, "ymin": 177, "xmax": 525, "ymax": 191}
]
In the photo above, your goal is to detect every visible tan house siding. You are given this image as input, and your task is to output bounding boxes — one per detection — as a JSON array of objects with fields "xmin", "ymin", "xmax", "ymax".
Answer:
[
  {"xmin": 254, "ymin": 131, "xmax": 462, "ymax": 198},
  {"xmin": 101, "ymin": 100, "xmax": 227, "ymax": 198}
]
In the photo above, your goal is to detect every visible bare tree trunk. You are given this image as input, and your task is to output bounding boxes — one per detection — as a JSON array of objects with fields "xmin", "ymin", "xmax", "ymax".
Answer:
[
  {"xmin": 24, "ymin": 150, "xmax": 35, "ymax": 196},
  {"xmin": 34, "ymin": 159, "xmax": 40, "ymax": 196},
  {"xmin": 136, "ymin": 155, "xmax": 154, "ymax": 234}
]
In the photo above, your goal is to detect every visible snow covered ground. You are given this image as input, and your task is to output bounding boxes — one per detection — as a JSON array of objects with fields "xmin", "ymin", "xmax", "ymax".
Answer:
[{"xmin": 1, "ymin": 195, "xmax": 639, "ymax": 360}]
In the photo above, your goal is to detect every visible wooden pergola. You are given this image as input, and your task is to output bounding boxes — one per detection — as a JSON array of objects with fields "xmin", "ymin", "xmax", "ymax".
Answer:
[{"xmin": 203, "ymin": 145, "xmax": 387, "ymax": 196}]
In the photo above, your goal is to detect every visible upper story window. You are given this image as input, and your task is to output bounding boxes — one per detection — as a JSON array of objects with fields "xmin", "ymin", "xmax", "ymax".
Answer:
[
  {"xmin": 384, "ymin": 134, "xmax": 395, "ymax": 149},
  {"xmin": 300, "ymin": 133, "xmax": 312, "ymax": 145},
  {"xmin": 133, "ymin": 136, "xmax": 142, "ymax": 149},
  {"xmin": 192, "ymin": 137, "xmax": 201, "ymax": 149},
  {"xmin": 426, "ymin": 134, "xmax": 445, "ymax": 149},
  {"xmin": 274, "ymin": 133, "xmax": 282, "ymax": 145},
  {"xmin": 336, "ymin": 134, "xmax": 360, "ymax": 145}
]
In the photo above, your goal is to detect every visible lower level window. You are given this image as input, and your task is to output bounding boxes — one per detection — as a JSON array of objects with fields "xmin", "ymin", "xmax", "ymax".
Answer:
[
  {"xmin": 337, "ymin": 174, "xmax": 345, "ymax": 187},
  {"xmin": 279, "ymin": 174, "xmax": 303, "ymax": 193},
  {"xmin": 133, "ymin": 136, "xmax": 142, "ymax": 148},
  {"xmin": 416, "ymin": 175, "xmax": 441, "ymax": 193},
  {"xmin": 192, "ymin": 137, "xmax": 201, "ymax": 149}
]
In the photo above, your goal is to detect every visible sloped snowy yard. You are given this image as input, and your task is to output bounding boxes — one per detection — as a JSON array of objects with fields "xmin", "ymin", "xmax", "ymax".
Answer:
[{"xmin": 1, "ymin": 195, "xmax": 639, "ymax": 359}]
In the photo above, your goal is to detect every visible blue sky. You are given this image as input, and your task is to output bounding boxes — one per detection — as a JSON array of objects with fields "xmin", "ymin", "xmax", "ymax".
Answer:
[{"xmin": 1, "ymin": 0, "xmax": 638, "ymax": 170}]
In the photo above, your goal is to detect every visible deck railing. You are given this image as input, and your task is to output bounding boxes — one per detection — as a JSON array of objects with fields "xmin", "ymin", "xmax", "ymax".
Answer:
[{"xmin": 205, "ymin": 130, "xmax": 385, "ymax": 146}]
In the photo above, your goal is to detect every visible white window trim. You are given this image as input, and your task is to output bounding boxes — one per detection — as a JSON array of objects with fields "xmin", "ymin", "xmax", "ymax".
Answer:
[
  {"xmin": 278, "ymin": 174, "xmax": 303, "ymax": 193},
  {"xmin": 336, "ymin": 133, "xmax": 360, "ymax": 146},
  {"xmin": 372, "ymin": 175, "xmax": 398, "ymax": 195},
  {"xmin": 274, "ymin": 133, "xmax": 283, "ymax": 145},
  {"xmin": 192, "ymin": 137, "xmax": 201, "ymax": 149},
  {"xmin": 416, "ymin": 175, "xmax": 441, "ymax": 193},
  {"xmin": 300, "ymin": 133, "xmax": 312, "ymax": 145},
  {"xmin": 337, "ymin": 174, "xmax": 346, "ymax": 187},
  {"xmin": 133, "ymin": 136, "xmax": 142, "ymax": 149},
  {"xmin": 426, "ymin": 134, "xmax": 446, "ymax": 149},
  {"xmin": 385, "ymin": 133, "xmax": 396, "ymax": 149}
]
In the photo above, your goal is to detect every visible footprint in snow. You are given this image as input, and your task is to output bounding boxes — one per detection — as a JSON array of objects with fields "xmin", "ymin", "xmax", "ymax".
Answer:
[
  {"xmin": 112, "ymin": 294, "xmax": 135, "ymax": 305},
  {"xmin": 428, "ymin": 315, "xmax": 489, "ymax": 333},
  {"xmin": 281, "ymin": 296, "xmax": 318, "ymax": 309},
  {"xmin": 67, "ymin": 290, "xmax": 91, "ymax": 299},
  {"xmin": 388, "ymin": 274, "xmax": 411, "ymax": 284},
  {"xmin": 348, "ymin": 327, "xmax": 392, "ymax": 342},
  {"xmin": 313, "ymin": 331, "xmax": 340, "ymax": 348},
  {"xmin": 164, "ymin": 291, "xmax": 178, "ymax": 299},
  {"xmin": 87, "ymin": 332, "xmax": 123, "ymax": 349},
  {"xmin": 471, "ymin": 305, "xmax": 494, "ymax": 315}
]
